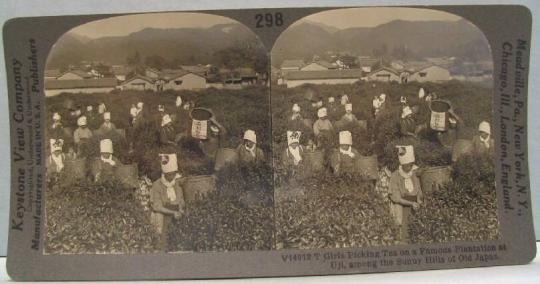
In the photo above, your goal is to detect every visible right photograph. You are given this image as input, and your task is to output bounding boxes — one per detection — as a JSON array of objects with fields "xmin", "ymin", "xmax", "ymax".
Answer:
[{"xmin": 271, "ymin": 7, "xmax": 499, "ymax": 249}]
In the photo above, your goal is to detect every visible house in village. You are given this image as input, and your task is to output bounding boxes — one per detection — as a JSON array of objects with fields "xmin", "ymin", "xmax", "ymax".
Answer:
[
  {"xmin": 236, "ymin": 67, "xmax": 259, "ymax": 85},
  {"xmin": 144, "ymin": 68, "xmax": 161, "ymax": 79},
  {"xmin": 366, "ymin": 67, "xmax": 401, "ymax": 83},
  {"xmin": 390, "ymin": 60, "xmax": 405, "ymax": 71},
  {"xmin": 120, "ymin": 75, "xmax": 157, "ymax": 91},
  {"xmin": 111, "ymin": 65, "xmax": 131, "ymax": 82},
  {"xmin": 450, "ymin": 61, "xmax": 493, "ymax": 82},
  {"xmin": 56, "ymin": 70, "xmax": 94, "ymax": 80},
  {"xmin": 180, "ymin": 65, "xmax": 210, "ymax": 77},
  {"xmin": 280, "ymin": 59, "xmax": 305, "ymax": 74},
  {"xmin": 335, "ymin": 55, "xmax": 357, "ymax": 69},
  {"xmin": 44, "ymin": 78, "xmax": 118, "ymax": 97},
  {"xmin": 160, "ymin": 70, "xmax": 207, "ymax": 91},
  {"xmin": 216, "ymin": 67, "xmax": 259, "ymax": 89},
  {"xmin": 357, "ymin": 56, "xmax": 379, "ymax": 73},
  {"xmin": 121, "ymin": 68, "xmax": 208, "ymax": 91},
  {"xmin": 408, "ymin": 65, "xmax": 451, "ymax": 83},
  {"xmin": 282, "ymin": 69, "xmax": 363, "ymax": 88},
  {"xmin": 300, "ymin": 60, "xmax": 337, "ymax": 71},
  {"xmin": 425, "ymin": 57, "xmax": 455, "ymax": 69},
  {"xmin": 44, "ymin": 69, "xmax": 62, "ymax": 80},
  {"xmin": 270, "ymin": 66, "xmax": 280, "ymax": 82}
]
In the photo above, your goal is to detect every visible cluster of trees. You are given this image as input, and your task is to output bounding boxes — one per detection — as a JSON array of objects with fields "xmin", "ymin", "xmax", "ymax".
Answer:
[{"xmin": 123, "ymin": 38, "xmax": 267, "ymax": 81}]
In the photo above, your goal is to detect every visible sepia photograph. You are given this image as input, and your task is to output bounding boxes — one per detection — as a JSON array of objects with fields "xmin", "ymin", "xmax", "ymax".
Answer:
[
  {"xmin": 3, "ymin": 1, "xmax": 538, "ymax": 280},
  {"xmin": 43, "ymin": 7, "xmax": 500, "ymax": 256},
  {"xmin": 43, "ymin": 12, "xmax": 273, "ymax": 254},
  {"xmin": 271, "ymin": 7, "xmax": 499, "ymax": 249}
]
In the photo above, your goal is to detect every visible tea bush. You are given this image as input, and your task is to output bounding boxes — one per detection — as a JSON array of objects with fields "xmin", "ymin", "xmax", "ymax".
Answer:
[{"xmin": 409, "ymin": 153, "xmax": 499, "ymax": 243}]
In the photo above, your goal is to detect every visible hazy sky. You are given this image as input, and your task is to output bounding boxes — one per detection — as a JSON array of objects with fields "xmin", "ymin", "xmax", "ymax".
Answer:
[
  {"xmin": 301, "ymin": 7, "xmax": 462, "ymax": 29},
  {"xmin": 70, "ymin": 12, "xmax": 236, "ymax": 38},
  {"xmin": 70, "ymin": 8, "xmax": 463, "ymax": 39}
]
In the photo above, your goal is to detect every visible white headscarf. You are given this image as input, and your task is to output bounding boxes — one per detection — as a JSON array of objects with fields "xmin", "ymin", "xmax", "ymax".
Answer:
[
  {"xmin": 98, "ymin": 103, "xmax": 106, "ymax": 114},
  {"xmin": 478, "ymin": 121, "xmax": 491, "ymax": 148},
  {"xmin": 101, "ymin": 155, "xmax": 116, "ymax": 166},
  {"xmin": 160, "ymin": 173, "xmax": 181, "ymax": 201},
  {"xmin": 291, "ymin": 104, "xmax": 301, "ymax": 120},
  {"xmin": 479, "ymin": 135, "xmax": 491, "ymax": 148},
  {"xmin": 341, "ymin": 95, "xmax": 349, "ymax": 105},
  {"xmin": 287, "ymin": 145, "xmax": 302, "ymax": 165},
  {"xmin": 401, "ymin": 106, "xmax": 413, "ymax": 118},
  {"xmin": 398, "ymin": 165, "xmax": 419, "ymax": 193},
  {"xmin": 130, "ymin": 106, "xmax": 138, "ymax": 117},
  {"xmin": 379, "ymin": 93, "xmax": 386, "ymax": 103},
  {"xmin": 339, "ymin": 145, "xmax": 355, "ymax": 158},
  {"xmin": 372, "ymin": 97, "xmax": 381, "ymax": 109},
  {"xmin": 161, "ymin": 114, "xmax": 172, "ymax": 127},
  {"xmin": 176, "ymin": 96, "xmax": 183, "ymax": 107},
  {"xmin": 245, "ymin": 143, "xmax": 256, "ymax": 157},
  {"xmin": 51, "ymin": 153, "xmax": 64, "ymax": 172}
]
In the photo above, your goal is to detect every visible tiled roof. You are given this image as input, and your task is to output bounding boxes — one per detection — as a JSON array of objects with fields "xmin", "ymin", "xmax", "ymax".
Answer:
[
  {"xmin": 121, "ymin": 75, "xmax": 155, "ymax": 85},
  {"xmin": 369, "ymin": 66, "xmax": 400, "ymax": 75},
  {"xmin": 44, "ymin": 69, "xmax": 61, "ymax": 77},
  {"xmin": 58, "ymin": 70, "xmax": 94, "ymax": 79},
  {"xmin": 281, "ymin": 59, "xmax": 306, "ymax": 69},
  {"xmin": 111, "ymin": 65, "xmax": 131, "ymax": 76},
  {"xmin": 286, "ymin": 69, "xmax": 363, "ymax": 80},
  {"xmin": 45, "ymin": 78, "xmax": 118, "ymax": 89}
]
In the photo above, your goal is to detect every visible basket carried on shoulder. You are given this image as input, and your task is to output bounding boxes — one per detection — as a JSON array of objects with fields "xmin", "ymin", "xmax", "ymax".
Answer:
[
  {"xmin": 452, "ymin": 139, "xmax": 473, "ymax": 162},
  {"xmin": 115, "ymin": 163, "xmax": 139, "ymax": 188},
  {"xmin": 214, "ymin": 148, "xmax": 238, "ymax": 171},
  {"xmin": 420, "ymin": 166, "xmax": 452, "ymax": 194},
  {"xmin": 63, "ymin": 158, "xmax": 87, "ymax": 185},
  {"xmin": 303, "ymin": 150, "xmax": 324, "ymax": 176},
  {"xmin": 429, "ymin": 100, "xmax": 450, "ymax": 131},
  {"xmin": 355, "ymin": 154, "xmax": 378, "ymax": 180},
  {"xmin": 182, "ymin": 175, "xmax": 216, "ymax": 204}
]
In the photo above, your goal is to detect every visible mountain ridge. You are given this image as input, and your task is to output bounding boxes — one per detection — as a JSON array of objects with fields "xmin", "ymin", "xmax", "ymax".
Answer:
[{"xmin": 273, "ymin": 19, "xmax": 490, "ymax": 66}]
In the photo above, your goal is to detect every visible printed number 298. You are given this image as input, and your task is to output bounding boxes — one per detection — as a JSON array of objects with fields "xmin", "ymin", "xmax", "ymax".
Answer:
[{"xmin": 255, "ymin": 13, "xmax": 283, "ymax": 28}]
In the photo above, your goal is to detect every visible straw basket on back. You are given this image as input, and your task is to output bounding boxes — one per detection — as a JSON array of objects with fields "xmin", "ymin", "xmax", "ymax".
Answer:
[
  {"xmin": 302, "ymin": 150, "xmax": 324, "ymax": 176},
  {"xmin": 115, "ymin": 164, "xmax": 139, "ymax": 188},
  {"xmin": 214, "ymin": 148, "xmax": 238, "ymax": 171},
  {"xmin": 63, "ymin": 158, "xmax": 87, "ymax": 185},
  {"xmin": 182, "ymin": 175, "xmax": 216, "ymax": 205},
  {"xmin": 452, "ymin": 139, "xmax": 473, "ymax": 162},
  {"xmin": 355, "ymin": 154, "xmax": 378, "ymax": 180},
  {"xmin": 420, "ymin": 166, "xmax": 452, "ymax": 194}
]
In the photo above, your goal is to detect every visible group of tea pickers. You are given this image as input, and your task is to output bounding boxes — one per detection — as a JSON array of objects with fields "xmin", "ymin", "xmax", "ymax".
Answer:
[
  {"xmin": 45, "ymin": 87, "xmax": 494, "ymax": 245},
  {"xmin": 276, "ymin": 87, "xmax": 494, "ymax": 241}
]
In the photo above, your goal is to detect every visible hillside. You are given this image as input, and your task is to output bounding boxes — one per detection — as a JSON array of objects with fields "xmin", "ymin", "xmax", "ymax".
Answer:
[
  {"xmin": 46, "ymin": 23, "xmax": 264, "ymax": 70},
  {"xmin": 272, "ymin": 19, "xmax": 491, "ymax": 65}
]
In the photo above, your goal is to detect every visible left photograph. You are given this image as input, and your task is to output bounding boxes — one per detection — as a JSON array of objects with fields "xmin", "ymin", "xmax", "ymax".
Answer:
[{"xmin": 43, "ymin": 12, "xmax": 273, "ymax": 254}]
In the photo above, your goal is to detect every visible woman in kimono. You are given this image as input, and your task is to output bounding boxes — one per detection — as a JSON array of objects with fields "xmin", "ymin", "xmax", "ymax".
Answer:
[
  {"xmin": 150, "ymin": 153, "xmax": 185, "ymax": 250},
  {"xmin": 97, "ymin": 112, "xmax": 118, "ymax": 137},
  {"xmin": 341, "ymin": 103, "xmax": 359, "ymax": 124},
  {"xmin": 399, "ymin": 106, "xmax": 417, "ymax": 139},
  {"xmin": 73, "ymin": 116, "xmax": 93, "ymax": 158},
  {"xmin": 472, "ymin": 121, "xmax": 494, "ymax": 156},
  {"xmin": 46, "ymin": 138, "xmax": 66, "ymax": 182},
  {"xmin": 92, "ymin": 139, "xmax": 122, "ymax": 183},
  {"xmin": 313, "ymin": 107, "xmax": 334, "ymax": 150},
  {"xmin": 237, "ymin": 129, "xmax": 265, "ymax": 167},
  {"xmin": 331, "ymin": 131, "xmax": 359, "ymax": 175},
  {"xmin": 159, "ymin": 114, "xmax": 177, "ymax": 153},
  {"xmin": 389, "ymin": 145, "xmax": 423, "ymax": 242},
  {"xmin": 282, "ymin": 130, "xmax": 304, "ymax": 173}
]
